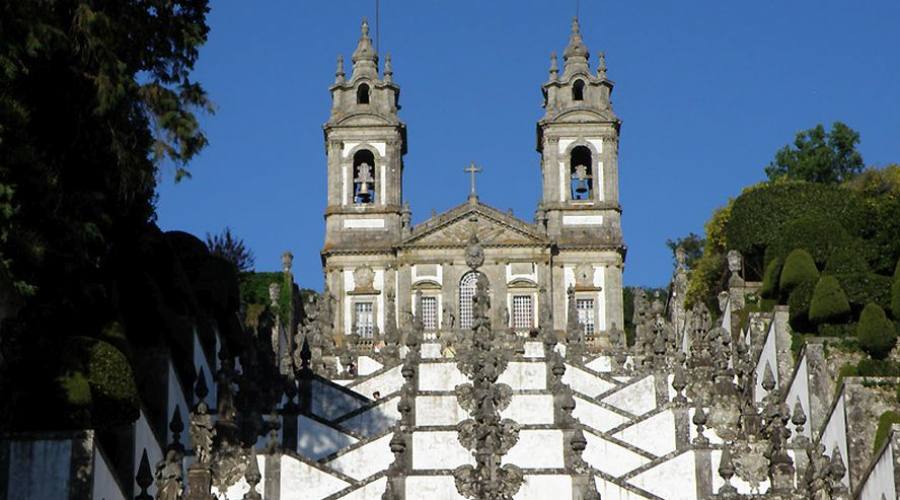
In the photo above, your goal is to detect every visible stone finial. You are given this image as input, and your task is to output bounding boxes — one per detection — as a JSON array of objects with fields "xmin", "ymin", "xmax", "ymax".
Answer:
[
  {"xmin": 268, "ymin": 282, "xmax": 281, "ymax": 309},
  {"xmin": 829, "ymin": 447, "xmax": 847, "ymax": 493},
  {"xmin": 384, "ymin": 53, "xmax": 393, "ymax": 83},
  {"xmin": 717, "ymin": 445, "xmax": 738, "ymax": 496},
  {"xmin": 168, "ymin": 406, "xmax": 185, "ymax": 454},
  {"xmin": 243, "ymin": 454, "xmax": 262, "ymax": 500},
  {"xmin": 563, "ymin": 17, "xmax": 589, "ymax": 65},
  {"xmin": 791, "ymin": 399, "xmax": 808, "ymax": 444},
  {"xmin": 548, "ymin": 51, "xmax": 559, "ymax": 79},
  {"xmin": 351, "ymin": 18, "xmax": 378, "ymax": 78},
  {"xmin": 597, "ymin": 51, "xmax": 607, "ymax": 78},
  {"xmin": 135, "ymin": 449, "xmax": 154, "ymax": 500},
  {"xmin": 194, "ymin": 369, "xmax": 209, "ymax": 405},
  {"xmin": 281, "ymin": 251, "xmax": 293, "ymax": 273},
  {"xmin": 335, "ymin": 54, "xmax": 345, "ymax": 83},
  {"xmin": 692, "ymin": 401, "xmax": 709, "ymax": 446},
  {"xmin": 672, "ymin": 362, "xmax": 687, "ymax": 405}
]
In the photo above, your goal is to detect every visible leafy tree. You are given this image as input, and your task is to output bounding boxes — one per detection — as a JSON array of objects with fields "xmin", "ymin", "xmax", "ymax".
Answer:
[
  {"xmin": 857, "ymin": 303, "xmax": 897, "ymax": 360},
  {"xmin": 207, "ymin": 227, "xmax": 255, "ymax": 273},
  {"xmin": 760, "ymin": 257, "xmax": 782, "ymax": 299},
  {"xmin": 666, "ymin": 233, "xmax": 704, "ymax": 270},
  {"xmin": 765, "ymin": 122, "xmax": 864, "ymax": 184},
  {"xmin": 809, "ymin": 275, "xmax": 851, "ymax": 325},
  {"xmin": 779, "ymin": 249, "xmax": 819, "ymax": 300},
  {"xmin": 685, "ymin": 203, "xmax": 731, "ymax": 309},
  {"xmin": 788, "ymin": 280, "xmax": 816, "ymax": 333},
  {"xmin": 892, "ymin": 258, "xmax": 900, "ymax": 319}
]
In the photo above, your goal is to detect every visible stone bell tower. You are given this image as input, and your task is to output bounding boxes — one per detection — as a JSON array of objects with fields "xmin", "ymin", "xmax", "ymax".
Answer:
[
  {"xmin": 323, "ymin": 18, "xmax": 408, "ymax": 252},
  {"xmin": 537, "ymin": 18, "xmax": 625, "ymax": 335}
]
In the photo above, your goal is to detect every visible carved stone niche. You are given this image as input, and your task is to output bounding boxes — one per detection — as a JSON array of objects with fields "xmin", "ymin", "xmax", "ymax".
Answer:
[
  {"xmin": 349, "ymin": 265, "xmax": 379, "ymax": 295},
  {"xmin": 573, "ymin": 263, "xmax": 601, "ymax": 292}
]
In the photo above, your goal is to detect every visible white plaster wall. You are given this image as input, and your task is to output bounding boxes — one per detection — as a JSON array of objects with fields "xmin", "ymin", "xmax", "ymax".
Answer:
[
  {"xmin": 594, "ymin": 476, "xmax": 654, "ymax": 500},
  {"xmin": 412, "ymin": 431, "xmax": 474, "ymax": 469},
  {"xmin": 501, "ymin": 394, "xmax": 554, "ymax": 425},
  {"xmin": 583, "ymin": 432, "xmax": 650, "ymax": 477},
  {"xmin": 514, "ymin": 474, "xmax": 573, "ymax": 500},
  {"xmin": 311, "ymin": 379, "xmax": 367, "ymax": 421},
  {"xmin": 342, "ymin": 141, "xmax": 387, "ymax": 159},
  {"xmin": 297, "ymin": 415, "xmax": 358, "ymax": 460},
  {"xmin": 573, "ymin": 394, "xmax": 630, "ymax": 432},
  {"xmin": 356, "ymin": 356, "xmax": 383, "ymax": 377},
  {"xmin": 721, "ymin": 298, "xmax": 732, "ymax": 335},
  {"xmin": 338, "ymin": 396, "xmax": 399, "ymax": 437},
  {"xmin": 418, "ymin": 362, "xmax": 468, "ymax": 392},
  {"xmin": 133, "ymin": 409, "xmax": 163, "ymax": 497},
  {"xmin": 280, "ymin": 454, "xmax": 350, "ymax": 499},
  {"xmin": 166, "ymin": 360, "xmax": 191, "ymax": 450},
  {"xmin": 405, "ymin": 475, "xmax": 467, "ymax": 499},
  {"xmin": 6, "ymin": 439, "xmax": 72, "ymax": 499},
  {"xmin": 335, "ymin": 476, "xmax": 388, "ymax": 500},
  {"xmin": 416, "ymin": 395, "xmax": 468, "ymax": 426},
  {"xmin": 326, "ymin": 433, "xmax": 394, "ymax": 481},
  {"xmin": 628, "ymin": 450, "xmax": 697, "ymax": 500},
  {"xmin": 754, "ymin": 321, "xmax": 779, "ymax": 402},
  {"xmin": 349, "ymin": 364, "xmax": 404, "ymax": 400},
  {"xmin": 412, "ymin": 264, "xmax": 443, "ymax": 285},
  {"xmin": 585, "ymin": 356, "xmax": 613, "ymax": 373},
  {"xmin": 497, "ymin": 362, "xmax": 546, "ymax": 391},
  {"xmin": 821, "ymin": 392, "xmax": 850, "ymax": 488},
  {"xmin": 503, "ymin": 429, "xmax": 564, "ymax": 468},
  {"xmin": 523, "ymin": 341, "xmax": 544, "ymax": 359},
  {"xmin": 858, "ymin": 440, "xmax": 896, "ymax": 500},
  {"xmin": 421, "ymin": 343, "xmax": 442, "ymax": 359},
  {"xmin": 601, "ymin": 375, "xmax": 656, "ymax": 416},
  {"xmin": 92, "ymin": 446, "xmax": 126, "ymax": 500},
  {"xmin": 614, "ymin": 410, "xmax": 677, "ymax": 457},
  {"xmin": 783, "ymin": 354, "xmax": 812, "ymax": 439},
  {"xmin": 220, "ymin": 455, "xmax": 265, "ymax": 499},
  {"xmin": 594, "ymin": 265, "xmax": 607, "ymax": 331},
  {"xmin": 563, "ymin": 365, "xmax": 615, "ymax": 398}
]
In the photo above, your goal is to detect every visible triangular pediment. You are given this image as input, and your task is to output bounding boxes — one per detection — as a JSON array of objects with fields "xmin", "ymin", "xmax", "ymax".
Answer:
[{"xmin": 402, "ymin": 200, "xmax": 546, "ymax": 248}]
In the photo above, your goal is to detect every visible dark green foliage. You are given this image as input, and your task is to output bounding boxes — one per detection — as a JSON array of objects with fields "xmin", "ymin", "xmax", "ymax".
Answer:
[
  {"xmin": 857, "ymin": 303, "xmax": 898, "ymax": 360},
  {"xmin": 726, "ymin": 182, "xmax": 869, "ymax": 275},
  {"xmin": 207, "ymin": 227, "xmax": 255, "ymax": 273},
  {"xmin": 834, "ymin": 273, "xmax": 893, "ymax": 312},
  {"xmin": 858, "ymin": 190, "xmax": 900, "ymax": 275},
  {"xmin": 809, "ymin": 276, "xmax": 851, "ymax": 325},
  {"xmin": 788, "ymin": 280, "xmax": 816, "ymax": 333},
  {"xmin": 825, "ymin": 244, "xmax": 872, "ymax": 275},
  {"xmin": 780, "ymin": 249, "xmax": 819, "ymax": 299},
  {"xmin": 764, "ymin": 122, "xmax": 864, "ymax": 184},
  {"xmin": 874, "ymin": 411, "xmax": 900, "ymax": 453},
  {"xmin": 892, "ymin": 278, "xmax": 900, "ymax": 320},
  {"xmin": 764, "ymin": 215, "xmax": 850, "ymax": 267},
  {"xmin": 760, "ymin": 257, "xmax": 782, "ymax": 299},
  {"xmin": 818, "ymin": 323, "xmax": 857, "ymax": 338},
  {"xmin": 666, "ymin": 232, "xmax": 704, "ymax": 270}
]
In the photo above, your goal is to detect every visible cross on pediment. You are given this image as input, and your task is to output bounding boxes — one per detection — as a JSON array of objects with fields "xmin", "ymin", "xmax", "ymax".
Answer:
[{"xmin": 464, "ymin": 161, "xmax": 482, "ymax": 199}]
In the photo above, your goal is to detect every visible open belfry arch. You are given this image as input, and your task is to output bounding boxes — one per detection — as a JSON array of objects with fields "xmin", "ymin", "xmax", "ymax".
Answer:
[{"xmin": 321, "ymin": 17, "xmax": 626, "ymax": 352}]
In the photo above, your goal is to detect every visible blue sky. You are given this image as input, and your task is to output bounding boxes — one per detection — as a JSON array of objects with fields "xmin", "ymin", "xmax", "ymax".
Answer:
[{"xmin": 156, "ymin": 1, "xmax": 900, "ymax": 288}]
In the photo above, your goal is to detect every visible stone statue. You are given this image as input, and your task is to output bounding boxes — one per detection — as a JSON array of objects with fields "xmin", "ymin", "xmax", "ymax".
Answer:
[
  {"xmin": 154, "ymin": 449, "xmax": 183, "ymax": 500},
  {"xmin": 464, "ymin": 233, "xmax": 484, "ymax": 269},
  {"xmin": 189, "ymin": 401, "xmax": 216, "ymax": 465}
]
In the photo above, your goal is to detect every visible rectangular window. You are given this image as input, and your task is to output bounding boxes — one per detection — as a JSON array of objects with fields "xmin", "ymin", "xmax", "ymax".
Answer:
[
  {"xmin": 512, "ymin": 295, "xmax": 533, "ymax": 332},
  {"xmin": 355, "ymin": 302, "xmax": 374, "ymax": 338},
  {"xmin": 421, "ymin": 296, "xmax": 437, "ymax": 331},
  {"xmin": 576, "ymin": 298, "xmax": 595, "ymax": 336}
]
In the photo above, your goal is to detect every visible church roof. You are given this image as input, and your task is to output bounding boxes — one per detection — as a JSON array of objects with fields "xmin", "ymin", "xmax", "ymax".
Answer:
[{"xmin": 401, "ymin": 198, "xmax": 548, "ymax": 249}]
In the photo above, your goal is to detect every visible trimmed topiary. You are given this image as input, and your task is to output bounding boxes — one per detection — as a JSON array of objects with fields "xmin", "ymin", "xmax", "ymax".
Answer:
[
  {"xmin": 809, "ymin": 275, "xmax": 851, "ymax": 325},
  {"xmin": 788, "ymin": 280, "xmax": 816, "ymax": 333},
  {"xmin": 760, "ymin": 257, "xmax": 782, "ymax": 299},
  {"xmin": 892, "ymin": 257, "xmax": 900, "ymax": 319},
  {"xmin": 857, "ymin": 303, "xmax": 898, "ymax": 360},
  {"xmin": 764, "ymin": 215, "xmax": 851, "ymax": 267},
  {"xmin": 780, "ymin": 249, "xmax": 819, "ymax": 300},
  {"xmin": 834, "ymin": 272, "xmax": 893, "ymax": 312}
]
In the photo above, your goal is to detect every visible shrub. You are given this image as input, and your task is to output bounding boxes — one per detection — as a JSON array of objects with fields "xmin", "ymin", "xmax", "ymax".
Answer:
[
  {"xmin": 764, "ymin": 215, "xmax": 851, "ymax": 267},
  {"xmin": 788, "ymin": 280, "xmax": 816, "ymax": 333},
  {"xmin": 817, "ymin": 322, "xmax": 857, "ymax": 337},
  {"xmin": 780, "ymin": 249, "xmax": 819, "ymax": 299},
  {"xmin": 834, "ymin": 272, "xmax": 893, "ymax": 312},
  {"xmin": 873, "ymin": 411, "xmax": 900, "ymax": 454},
  {"xmin": 892, "ymin": 277, "xmax": 900, "ymax": 320},
  {"xmin": 760, "ymin": 257, "xmax": 782, "ymax": 299},
  {"xmin": 857, "ymin": 303, "xmax": 898, "ymax": 360},
  {"xmin": 809, "ymin": 276, "xmax": 851, "ymax": 325},
  {"xmin": 825, "ymin": 243, "xmax": 872, "ymax": 275}
]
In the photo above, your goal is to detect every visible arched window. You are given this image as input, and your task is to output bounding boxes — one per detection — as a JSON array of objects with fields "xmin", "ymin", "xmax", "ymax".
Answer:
[
  {"xmin": 572, "ymin": 79, "xmax": 585, "ymax": 101},
  {"xmin": 352, "ymin": 149, "xmax": 376, "ymax": 204},
  {"xmin": 357, "ymin": 83, "xmax": 370, "ymax": 104},
  {"xmin": 459, "ymin": 271, "xmax": 483, "ymax": 330},
  {"xmin": 570, "ymin": 145, "xmax": 593, "ymax": 200}
]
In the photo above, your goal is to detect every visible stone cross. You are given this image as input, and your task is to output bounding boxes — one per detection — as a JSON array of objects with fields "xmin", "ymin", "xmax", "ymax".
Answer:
[{"xmin": 464, "ymin": 161, "xmax": 482, "ymax": 199}]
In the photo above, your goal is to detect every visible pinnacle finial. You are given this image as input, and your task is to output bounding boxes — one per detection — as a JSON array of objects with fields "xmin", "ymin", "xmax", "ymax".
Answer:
[
  {"xmin": 597, "ymin": 51, "xmax": 607, "ymax": 77},
  {"xmin": 549, "ymin": 51, "xmax": 558, "ymax": 78},
  {"xmin": 335, "ymin": 54, "xmax": 345, "ymax": 83},
  {"xmin": 384, "ymin": 53, "xmax": 393, "ymax": 82},
  {"xmin": 352, "ymin": 17, "xmax": 378, "ymax": 74},
  {"xmin": 562, "ymin": 16, "xmax": 590, "ymax": 75}
]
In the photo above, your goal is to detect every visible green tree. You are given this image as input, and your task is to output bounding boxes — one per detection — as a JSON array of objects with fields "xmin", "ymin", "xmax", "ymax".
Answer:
[
  {"xmin": 666, "ymin": 233, "xmax": 704, "ymax": 270},
  {"xmin": 857, "ymin": 303, "xmax": 898, "ymax": 360},
  {"xmin": 779, "ymin": 249, "xmax": 819, "ymax": 299},
  {"xmin": 765, "ymin": 122, "xmax": 864, "ymax": 184},
  {"xmin": 207, "ymin": 227, "xmax": 255, "ymax": 273},
  {"xmin": 809, "ymin": 275, "xmax": 851, "ymax": 325},
  {"xmin": 892, "ymin": 258, "xmax": 900, "ymax": 319},
  {"xmin": 760, "ymin": 257, "xmax": 782, "ymax": 299}
]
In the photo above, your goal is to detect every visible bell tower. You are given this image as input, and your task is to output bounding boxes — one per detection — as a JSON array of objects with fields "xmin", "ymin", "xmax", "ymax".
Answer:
[
  {"xmin": 537, "ymin": 18, "xmax": 625, "ymax": 335},
  {"xmin": 323, "ymin": 19, "xmax": 408, "ymax": 252}
]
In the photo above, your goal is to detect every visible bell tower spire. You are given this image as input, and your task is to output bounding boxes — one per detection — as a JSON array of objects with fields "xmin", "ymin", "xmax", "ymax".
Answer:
[
  {"xmin": 562, "ymin": 17, "xmax": 590, "ymax": 78},
  {"xmin": 351, "ymin": 18, "xmax": 378, "ymax": 80}
]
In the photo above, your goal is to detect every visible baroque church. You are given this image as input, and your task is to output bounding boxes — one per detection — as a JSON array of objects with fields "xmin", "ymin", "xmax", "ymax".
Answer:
[{"xmin": 320, "ymin": 17, "xmax": 626, "ymax": 351}]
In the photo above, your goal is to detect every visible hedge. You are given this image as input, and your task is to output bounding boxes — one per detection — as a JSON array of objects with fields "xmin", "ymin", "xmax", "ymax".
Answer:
[
  {"xmin": 62, "ymin": 337, "xmax": 140, "ymax": 428},
  {"xmin": 857, "ymin": 303, "xmax": 898, "ymax": 360},
  {"xmin": 764, "ymin": 215, "xmax": 851, "ymax": 266},
  {"xmin": 788, "ymin": 280, "xmax": 816, "ymax": 333},
  {"xmin": 818, "ymin": 322, "xmax": 857, "ymax": 337},
  {"xmin": 834, "ymin": 272, "xmax": 893, "ymax": 312},
  {"xmin": 780, "ymin": 249, "xmax": 819, "ymax": 300},
  {"xmin": 725, "ymin": 182, "xmax": 869, "ymax": 261},
  {"xmin": 809, "ymin": 275, "xmax": 851, "ymax": 325},
  {"xmin": 874, "ymin": 411, "xmax": 900, "ymax": 454},
  {"xmin": 760, "ymin": 257, "xmax": 782, "ymax": 299},
  {"xmin": 825, "ymin": 243, "xmax": 872, "ymax": 275}
]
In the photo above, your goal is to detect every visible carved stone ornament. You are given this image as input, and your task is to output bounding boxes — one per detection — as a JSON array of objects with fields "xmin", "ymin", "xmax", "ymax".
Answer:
[
  {"xmin": 465, "ymin": 233, "xmax": 485, "ymax": 270},
  {"xmin": 573, "ymin": 263, "xmax": 595, "ymax": 289},
  {"xmin": 353, "ymin": 265, "xmax": 376, "ymax": 292}
]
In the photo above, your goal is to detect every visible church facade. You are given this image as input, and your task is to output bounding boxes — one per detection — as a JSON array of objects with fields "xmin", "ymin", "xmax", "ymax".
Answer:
[{"xmin": 320, "ymin": 19, "xmax": 625, "ymax": 348}]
